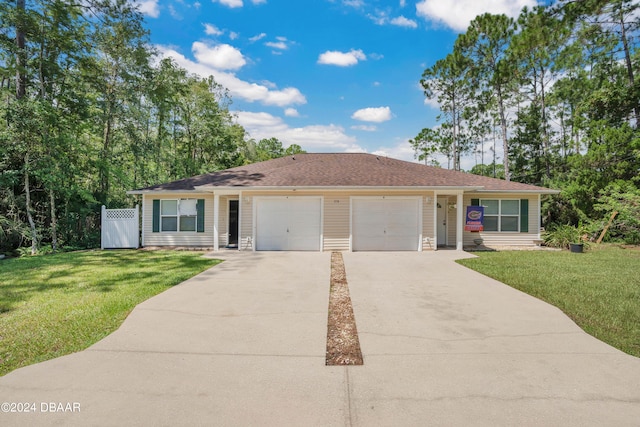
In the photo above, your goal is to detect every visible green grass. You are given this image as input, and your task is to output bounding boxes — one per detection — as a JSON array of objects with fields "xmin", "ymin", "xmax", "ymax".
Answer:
[
  {"xmin": 0, "ymin": 250, "xmax": 220, "ymax": 376},
  {"xmin": 457, "ymin": 245, "xmax": 640, "ymax": 358}
]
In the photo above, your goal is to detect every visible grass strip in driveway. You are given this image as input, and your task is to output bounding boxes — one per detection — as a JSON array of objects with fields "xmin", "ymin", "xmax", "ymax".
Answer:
[
  {"xmin": 457, "ymin": 245, "xmax": 640, "ymax": 358},
  {"xmin": 326, "ymin": 252, "xmax": 363, "ymax": 365},
  {"xmin": 0, "ymin": 250, "xmax": 220, "ymax": 376}
]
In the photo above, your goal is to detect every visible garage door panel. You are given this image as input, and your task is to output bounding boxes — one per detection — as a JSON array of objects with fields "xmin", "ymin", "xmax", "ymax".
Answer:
[
  {"xmin": 352, "ymin": 198, "xmax": 420, "ymax": 251},
  {"xmin": 256, "ymin": 198, "xmax": 321, "ymax": 251}
]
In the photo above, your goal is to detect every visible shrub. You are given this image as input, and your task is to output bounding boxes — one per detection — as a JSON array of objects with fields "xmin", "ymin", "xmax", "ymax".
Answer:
[{"xmin": 543, "ymin": 224, "xmax": 591, "ymax": 249}]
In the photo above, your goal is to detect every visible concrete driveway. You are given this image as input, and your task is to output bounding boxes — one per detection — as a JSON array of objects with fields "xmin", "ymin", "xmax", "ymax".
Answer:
[{"xmin": 1, "ymin": 251, "xmax": 639, "ymax": 426}]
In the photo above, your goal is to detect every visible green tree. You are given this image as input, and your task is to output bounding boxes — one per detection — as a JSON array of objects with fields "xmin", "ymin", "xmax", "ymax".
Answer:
[
  {"xmin": 256, "ymin": 137, "xmax": 285, "ymax": 160},
  {"xmin": 284, "ymin": 144, "xmax": 306, "ymax": 156},
  {"xmin": 88, "ymin": 0, "xmax": 151, "ymax": 205},
  {"xmin": 456, "ymin": 13, "xmax": 518, "ymax": 181},
  {"xmin": 418, "ymin": 50, "xmax": 476, "ymax": 170}
]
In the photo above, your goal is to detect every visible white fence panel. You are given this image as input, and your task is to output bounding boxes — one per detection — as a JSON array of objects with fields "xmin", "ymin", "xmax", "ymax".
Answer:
[{"xmin": 101, "ymin": 205, "xmax": 139, "ymax": 249}]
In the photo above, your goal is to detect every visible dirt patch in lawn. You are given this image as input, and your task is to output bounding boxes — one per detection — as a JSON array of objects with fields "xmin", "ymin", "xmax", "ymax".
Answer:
[{"xmin": 326, "ymin": 252, "xmax": 363, "ymax": 365}]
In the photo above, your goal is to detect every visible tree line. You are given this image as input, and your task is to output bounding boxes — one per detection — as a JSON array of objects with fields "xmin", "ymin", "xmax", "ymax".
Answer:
[
  {"xmin": 412, "ymin": 0, "xmax": 640, "ymax": 243},
  {"xmin": 0, "ymin": 0, "xmax": 300, "ymax": 255}
]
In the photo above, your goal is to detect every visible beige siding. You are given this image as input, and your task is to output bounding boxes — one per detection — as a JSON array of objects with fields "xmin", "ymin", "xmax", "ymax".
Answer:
[
  {"xmin": 240, "ymin": 195, "xmax": 253, "ymax": 250},
  {"xmin": 421, "ymin": 194, "xmax": 436, "ymax": 250},
  {"xmin": 324, "ymin": 193, "xmax": 350, "ymax": 251},
  {"xmin": 142, "ymin": 193, "xmax": 214, "ymax": 247},
  {"xmin": 142, "ymin": 190, "xmax": 539, "ymax": 250},
  {"xmin": 463, "ymin": 193, "xmax": 540, "ymax": 247},
  {"xmin": 447, "ymin": 199, "xmax": 457, "ymax": 247},
  {"xmin": 239, "ymin": 190, "xmax": 434, "ymax": 252}
]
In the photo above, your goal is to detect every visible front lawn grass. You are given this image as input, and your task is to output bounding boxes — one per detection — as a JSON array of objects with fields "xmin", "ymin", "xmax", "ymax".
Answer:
[
  {"xmin": 0, "ymin": 250, "xmax": 220, "ymax": 376},
  {"xmin": 457, "ymin": 245, "xmax": 640, "ymax": 358}
]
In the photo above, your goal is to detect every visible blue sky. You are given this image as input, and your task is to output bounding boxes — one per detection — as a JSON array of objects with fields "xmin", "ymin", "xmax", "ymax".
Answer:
[{"xmin": 137, "ymin": 0, "xmax": 538, "ymax": 168}]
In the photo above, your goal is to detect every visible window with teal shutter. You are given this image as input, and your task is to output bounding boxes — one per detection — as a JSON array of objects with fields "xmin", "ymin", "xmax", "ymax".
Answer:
[
  {"xmin": 152, "ymin": 200, "xmax": 160, "ymax": 232},
  {"xmin": 520, "ymin": 199, "xmax": 529, "ymax": 233},
  {"xmin": 197, "ymin": 199, "xmax": 205, "ymax": 233}
]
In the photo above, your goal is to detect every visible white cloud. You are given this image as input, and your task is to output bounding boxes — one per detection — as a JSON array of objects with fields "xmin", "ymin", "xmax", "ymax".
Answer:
[
  {"xmin": 351, "ymin": 124, "xmax": 377, "ymax": 131},
  {"xmin": 284, "ymin": 108, "xmax": 300, "ymax": 117},
  {"xmin": 203, "ymin": 23, "xmax": 223, "ymax": 36},
  {"xmin": 368, "ymin": 11, "xmax": 388, "ymax": 26},
  {"xmin": 138, "ymin": 0, "xmax": 160, "ymax": 18},
  {"xmin": 351, "ymin": 106, "xmax": 392, "ymax": 123},
  {"xmin": 343, "ymin": 0, "xmax": 364, "ymax": 7},
  {"xmin": 156, "ymin": 45, "xmax": 306, "ymax": 107},
  {"xmin": 318, "ymin": 49, "xmax": 366, "ymax": 66},
  {"xmin": 192, "ymin": 42, "xmax": 246, "ymax": 70},
  {"xmin": 372, "ymin": 140, "xmax": 420, "ymax": 163},
  {"xmin": 234, "ymin": 111, "xmax": 362, "ymax": 151},
  {"xmin": 267, "ymin": 36, "xmax": 292, "ymax": 50},
  {"xmin": 391, "ymin": 15, "xmax": 418, "ymax": 28},
  {"xmin": 399, "ymin": 0, "xmax": 406, "ymax": 7},
  {"xmin": 373, "ymin": 81, "xmax": 381, "ymax": 87},
  {"xmin": 229, "ymin": 31, "xmax": 239, "ymax": 40},
  {"xmin": 416, "ymin": 0, "xmax": 536, "ymax": 32},
  {"xmin": 215, "ymin": 0, "xmax": 243, "ymax": 8},
  {"xmin": 249, "ymin": 33, "xmax": 267, "ymax": 42},
  {"xmin": 252, "ymin": 0, "xmax": 267, "ymax": 4}
]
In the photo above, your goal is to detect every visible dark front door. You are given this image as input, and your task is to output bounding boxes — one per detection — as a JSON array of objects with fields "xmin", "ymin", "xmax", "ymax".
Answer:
[{"xmin": 228, "ymin": 200, "xmax": 239, "ymax": 248}]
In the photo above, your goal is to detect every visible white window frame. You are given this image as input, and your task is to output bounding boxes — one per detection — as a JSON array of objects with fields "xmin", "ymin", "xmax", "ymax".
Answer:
[
  {"xmin": 480, "ymin": 199, "xmax": 520, "ymax": 233},
  {"xmin": 160, "ymin": 199, "xmax": 198, "ymax": 233}
]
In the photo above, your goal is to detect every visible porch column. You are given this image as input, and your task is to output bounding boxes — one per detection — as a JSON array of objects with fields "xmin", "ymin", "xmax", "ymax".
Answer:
[
  {"xmin": 538, "ymin": 194, "xmax": 542, "ymax": 239},
  {"xmin": 213, "ymin": 194, "xmax": 219, "ymax": 251},
  {"xmin": 456, "ymin": 192, "xmax": 464, "ymax": 251},
  {"xmin": 433, "ymin": 191, "xmax": 439, "ymax": 250}
]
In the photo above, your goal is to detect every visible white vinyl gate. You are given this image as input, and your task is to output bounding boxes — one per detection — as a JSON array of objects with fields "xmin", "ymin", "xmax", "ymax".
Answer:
[{"xmin": 101, "ymin": 205, "xmax": 139, "ymax": 249}]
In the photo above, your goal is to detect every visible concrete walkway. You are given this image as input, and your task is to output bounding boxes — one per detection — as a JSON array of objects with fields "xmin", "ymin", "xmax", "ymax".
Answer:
[{"xmin": 1, "ymin": 251, "xmax": 639, "ymax": 426}]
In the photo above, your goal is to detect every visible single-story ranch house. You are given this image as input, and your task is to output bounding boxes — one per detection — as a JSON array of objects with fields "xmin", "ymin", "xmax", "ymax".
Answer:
[{"xmin": 128, "ymin": 153, "xmax": 559, "ymax": 252}]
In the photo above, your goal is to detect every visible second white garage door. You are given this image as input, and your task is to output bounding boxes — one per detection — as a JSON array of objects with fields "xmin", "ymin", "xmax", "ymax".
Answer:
[
  {"xmin": 255, "ymin": 197, "xmax": 322, "ymax": 251},
  {"xmin": 352, "ymin": 197, "xmax": 421, "ymax": 251}
]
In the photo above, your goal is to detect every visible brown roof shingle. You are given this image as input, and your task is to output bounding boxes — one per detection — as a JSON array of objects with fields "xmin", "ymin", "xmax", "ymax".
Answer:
[{"xmin": 130, "ymin": 153, "xmax": 557, "ymax": 193}]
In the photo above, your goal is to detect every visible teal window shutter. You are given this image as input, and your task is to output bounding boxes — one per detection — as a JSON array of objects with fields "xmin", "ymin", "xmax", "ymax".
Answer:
[
  {"xmin": 152, "ymin": 200, "xmax": 160, "ymax": 232},
  {"xmin": 196, "ymin": 199, "xmax": 205, "ymax": 233},
  {"xmin": 471, "ymin": 198, "xmax": 479, "ymax": 206},
  {"xmin": 520, "ymin": 199, "xmax": 529, "ymax": 233}
]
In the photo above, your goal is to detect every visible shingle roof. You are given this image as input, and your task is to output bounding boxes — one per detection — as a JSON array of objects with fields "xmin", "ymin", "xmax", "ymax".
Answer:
[{"xmin": 129, "ymin": 153, "xmax": 557, "ymax": 193}]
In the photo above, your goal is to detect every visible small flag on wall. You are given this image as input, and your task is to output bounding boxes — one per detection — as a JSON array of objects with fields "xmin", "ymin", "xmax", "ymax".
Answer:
[{"xmin": 465, "ymin": 205, "xmax": 484, "ymax": 232}]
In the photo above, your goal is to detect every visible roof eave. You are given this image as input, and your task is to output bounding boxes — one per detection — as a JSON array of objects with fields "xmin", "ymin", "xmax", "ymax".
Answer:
[
  {"xmin": 472, "ymin": 189, "xmax": 560, "ymax": 194},
  {"xmin": 126, "ymin": 189, "xmax": 206, "ymax": 195},
  {"xmin": 128, "ymin": 186, "xmax": 559, "ymax": 195},
  {"xmin": 192, "ymin": 185, "xmax": 487, "ymax": 192}
]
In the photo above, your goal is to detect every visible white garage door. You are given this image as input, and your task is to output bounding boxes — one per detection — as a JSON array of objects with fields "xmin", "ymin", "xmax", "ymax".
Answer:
[
  {"xmin": 352, "ymin": 198, "xmax": 420, "ymax": 251},
  {"xmin": 255, "ymin": 197, "xmax": 322, "ymax": 251}
]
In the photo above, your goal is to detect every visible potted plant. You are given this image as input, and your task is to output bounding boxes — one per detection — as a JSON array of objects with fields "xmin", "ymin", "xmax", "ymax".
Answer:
[{"xmin": 473, "ymin": 237, "xmax": 484, "ymax": 247}]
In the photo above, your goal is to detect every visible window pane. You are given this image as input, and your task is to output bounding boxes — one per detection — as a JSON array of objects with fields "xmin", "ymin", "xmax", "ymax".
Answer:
[
  {"xmin": 179, "ymin": 199, "xmax": 197, "ymax": 216},
  {"xmin": 180, "ymin": 216, "xmax": 196, "ymax": 232},
  {"xmin": 501, "ymin": 200, "xmax": 519, "ymax": 215},
  {"xmin": 161, "ymin": 200, "xmax": 177, "ymax": 215},
  {"xmin": 484, "ymin": 216, "xmax": 498, "ymax": 232},
  {"xmin": 161, "ymin": 217, "xmax": 177, "ymax": 231},
  {"xmin": 501, "ymin": 216, "xmax": 519, "ymax": 232},
  {"xmin": 482, "ymin": 200, "xmax": 499, "ymax": 215}
]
